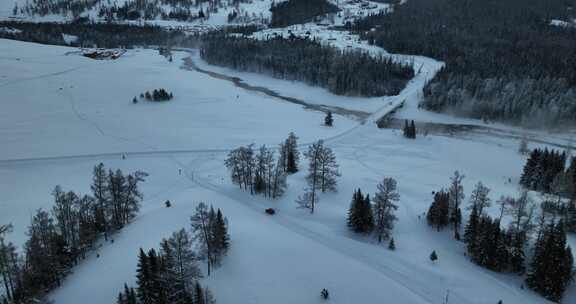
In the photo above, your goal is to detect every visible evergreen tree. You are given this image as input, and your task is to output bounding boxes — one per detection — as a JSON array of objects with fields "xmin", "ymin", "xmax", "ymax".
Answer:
[
  {"xmin": 324, "ymin": 111, "xmax": 333, "ymax": 127},
  {"xmin": 372, "ymin": 177, "xmax": 399, "ymax": 242},
  {"xmin": 136, "ymin": 248, "xmax": 152, "ymax": 303},
  {"xmin": 526, "ymin": 221, "xmax": 574, "ymax": 302},
  {"xmin": 91, "ymin": 162, "xmax": 109, "ymax": 239},
  {"xmin": 468, "ymin": 182, "xmax": 491, "ymax": 216},
  {"xmin": 304, "ymin": 140, "xmax": 340, "ymax": 193},
  {"xmin": 427, "ymin": 190, "xmax": 450, "ymax": 231},
  {"xmin": 402, "ymin": 120, "xmax": 416, "ymax": 139},
  {"xmin": 464, "ymin": 204, "xmax": 479, "ymax": 254},
  {"xmin": 347, "ymin": 189, "xmax": 374, "ymax": 233},
  {"xmin": 284, "ymin": 132, "xmax": 300, "ymax": 174},
  {"xmin": 211, "ymin": 209, "xmax": 230, "ymax": 266},
  {"xmin": 448, "ymin": 171, "xmax": 465, "ymax": 239},
  {"xmin": 430, "ymin": 250, "xmax": 438, "ymax": 262},
  {"xmin": 388, "ymin": 238, "xmax": 396, "ymax": 250}
]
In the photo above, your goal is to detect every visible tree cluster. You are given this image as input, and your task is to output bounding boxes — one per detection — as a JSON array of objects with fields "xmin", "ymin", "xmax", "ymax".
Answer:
[
  {"xmin": 117, "ymin": 227, "xmax": 215, "ymax": 304},
  {"xmin": 190, "ymin": 203, "xmax": 230, "ymax": 276},
  {"xmin": 402, "ymin": 120, "xmax": 416, "ymax": 139},
  {"xmin": 14, "ymin": 0, "xmax": 255, "ymax": 23},
  {"xmin": 225, "ymin": 134, "xmax": 299, "ymax": 199},
  {"xmin": 200, "ymin": 34, "xmax": 414, "ymax": 97},
  {"xmin": 426, "ymin": 172, "xmax": 574, "ymax": 301},
  {"xmin": 426, "ymin": 172, "xmax": 465, "ymax": 239},
  {"xmin": 225, "ymin": 133, "xmax": 301, "ymax": 198},
  {"xmin": 0, "ymin": 21, "xmax": 187, "ymax": 49},
  {"xmin": 520, "ymin": 148, "xmax": 568, "ymax": 193},
  {"xmin": 347, "ymin": 189, "xmax": 373, "ymax": 234},
  {"xmin": 347, "ymin": 177, "xmax": 400, "ymax": 243},
  {"xmin": 426, "ymin": 190, "xmax": 449, "ymax": 231},
  {"xmin": 0, "ymin": 163, "xmax": 146, "ymax": 304},
  {"xmin": 351, "ymin": 0, "xmax": 576, "ymax": 127},
  {"xmin": 521, "ymin": 150, "xmax": 576, "ymax": 232},
  {"xmin": 140, "ymin": 89, "xmax": 174, "ymax": 102},
  {"xmin": 269, "ymin": 0, "xmax": 339, "ymax": 28},
  {"xmin": 526, "ymin": 221, "xmax": 574, "ymax": 302}
]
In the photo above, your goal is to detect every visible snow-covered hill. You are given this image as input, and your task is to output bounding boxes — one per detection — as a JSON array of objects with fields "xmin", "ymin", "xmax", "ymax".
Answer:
[{"xmin": 1, "ymin": 38, "xmax": 575, "ymax": 304}]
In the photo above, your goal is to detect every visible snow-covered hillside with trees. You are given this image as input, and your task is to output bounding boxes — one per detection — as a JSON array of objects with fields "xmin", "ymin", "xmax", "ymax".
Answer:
[
  {"xmin": 1, "ymin": 35, "xmax": 575, "ymax": 304},
  {"xmin": 1, "ymin": 0, "xmax": 576, "ymax": 304}
]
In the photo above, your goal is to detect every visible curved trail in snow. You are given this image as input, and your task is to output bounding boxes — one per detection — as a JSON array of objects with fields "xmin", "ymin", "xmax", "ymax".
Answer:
[{"xmin": 180, "ymin": 52, "xmax": 371, "ymax": 122}]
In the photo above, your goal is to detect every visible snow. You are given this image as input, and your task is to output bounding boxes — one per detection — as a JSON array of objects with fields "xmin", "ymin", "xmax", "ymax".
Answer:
[
  {"xmin": 1, "ymin": 37, "xmax": 575, "ymax": 304},
  {"xmin": 550, "ymin": 19, "xmax": 576, "ymax": 28},
  {"xmin": 2, "ymin": 0, "xmax": 576, "ymax": 302},
  {"xmin": 62, "ymin": 33, "xmax": 78, "ymax": 45}
]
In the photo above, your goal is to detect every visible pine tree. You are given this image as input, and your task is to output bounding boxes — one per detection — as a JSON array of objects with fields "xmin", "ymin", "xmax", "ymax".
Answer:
[
  {"xmin": 190, "ymin": 203, "xmax": 215, "ymax": 276},
  {"xmin": 91, "ymin": 163, "xmax": 109, "ymax": 239},
  {"xmin": 161, "ymin": 229, "xmax": 201, "ymax": 301},
  {"xmin": 284, "ymin": 133, "xmax": 300, "ymax": 174},
  {"xmin": 347, "ymin": 189, "xmax": 374, "ymax": 233},
  {"xmin": 403, "ymin": 120, "xmax": 409, "ymax": 138},
  {"xmin": 526, "ymin": 221, "xmax": 574, "ymax": 301},
  {"xmin": 448, "ymin": 171, "xmax": 465, "ymax": 239},
  {"xmin": 194, "ymin": 281, "xmax": 205, "ymax": 304},
  {"xmin": 520, "ymin": 149, "xmax": 540, "ymax": 189},
  {"xmin": 388, "ymin": 238, "xmax": 396, "ymax": 250},
  {"xmin": 427, "ymin": 190, "xmax": 450, "ymax": 231},
  {"xmin": 402, "ymin": 120, "xmax": 416, "ymax": 139},
  {"xmin": 304, "ymin": 140, "xmax": 340, "ymax": 193},
  {"xmin": 430, "ymin": 250, "xmax": 438, "ymax": 262},
  {"xmin": 136, "ymin": 248, "xmax": 152, "ymax": 303},
  {"xmin": 324, "ymin": 111, "xmax": 333, "ymax": 127},
  {"xmin": 372, "ymin": 177, "xmax": 399, "ymax": 242},
  {"xmin": 468, "ymin": 182, "xmax": 491, "ymax": 216},
  {"xmin": 211, "ymin": 209, "xmax": 230, "ymax": 266},
  {"xmin": 464, "ymin": 204, "xmax": 479, "ymax": 255}
]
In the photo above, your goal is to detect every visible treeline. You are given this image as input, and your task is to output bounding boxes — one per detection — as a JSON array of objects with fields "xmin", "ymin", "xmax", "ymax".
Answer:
[
  {"xmin": 14, "ymin": 0, "xmax": 255, "ymax": 23},
  {"xmin": 200, "ymin": 35, "xmax": 414, "ymax": 97},
  {"xmin": 0, "ymin": 163, "xmax": 147, "ymax": 304},
  {"xmin": 520, "ymin": 148, "xmax": 576, "ymax": 231},
  {"xmin": 0, "ymin": 21, "xmax": 188, "ymax": 49},
  {"xmin": 225, "ymin": 133, "xmax": 300, "ymax": 199},
  {"xmin": 350, "ymin": 0, "xmax": 576, "ymax": 127},
  {"xmin": 269, "ymin": 0, "xmax": 339, "ymax": 27},
  {"xmin": 13, "ymin": 0, "xmax": 100, "ymax": 17},
  {"xmin": 117, "ymin": 202, "xmax": 229, "ymax": 304},
  {"xmin": 426, "ymin": 172, "xmax": 574, "ymax": 302}
]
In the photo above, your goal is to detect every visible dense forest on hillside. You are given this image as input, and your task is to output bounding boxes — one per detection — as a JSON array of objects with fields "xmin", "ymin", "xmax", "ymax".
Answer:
[
  {"xmin": 0, "ymin": 22, "xmax": 189, "ymax": 48},
  {"xmin": 350, "ymin": 0, "xmax": 576, "ymax": 127},
  {"xmin": 13, "ymin": 0, "xmax": 259, "ymax": 22},
  {"xmin": 269, "ymin": 0, "xmax": 339, "ymax": 27},
  {"xmin": 200, "ymin": 34, "xmax": 414, "ymax": 97}
]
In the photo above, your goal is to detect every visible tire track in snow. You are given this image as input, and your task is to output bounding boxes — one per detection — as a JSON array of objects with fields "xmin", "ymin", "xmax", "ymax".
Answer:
[
  {"xmin": 0, "ymin": 66, "xmax": 84, "ymax": 88},
  {"xmin": 188, "ymin": 171, "xmax": 444, "ymax": 304}
]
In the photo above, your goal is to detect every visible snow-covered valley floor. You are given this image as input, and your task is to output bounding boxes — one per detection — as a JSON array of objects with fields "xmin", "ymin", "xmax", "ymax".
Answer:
[{"xmin": 1, "ymin": 38, "xmax": 575, "ymax": 304}]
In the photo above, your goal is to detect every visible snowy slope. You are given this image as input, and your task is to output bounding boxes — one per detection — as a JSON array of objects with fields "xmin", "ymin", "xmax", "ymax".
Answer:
[{"xmin": 1, "ymin": 39, "xmax": 574, "ymax": 304}]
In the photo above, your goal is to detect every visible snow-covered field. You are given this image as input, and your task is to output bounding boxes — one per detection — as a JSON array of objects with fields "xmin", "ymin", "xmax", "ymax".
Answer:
[{"xmin": 2, "ymin": 37, "xmax": 575, "ymax": 304}]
